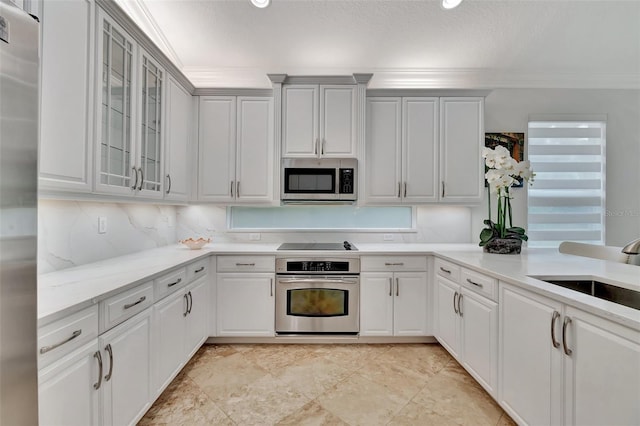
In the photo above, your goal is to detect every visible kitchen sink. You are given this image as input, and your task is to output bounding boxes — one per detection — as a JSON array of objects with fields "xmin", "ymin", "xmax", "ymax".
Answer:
[{"xmin": 529, "ymin": 276, "xmax": 640, "ymax": 310}]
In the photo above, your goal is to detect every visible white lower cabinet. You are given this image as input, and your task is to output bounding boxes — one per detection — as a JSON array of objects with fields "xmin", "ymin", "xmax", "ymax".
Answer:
[
  {"xmin": 38, "ymin": 340, "xmax": 101, "ymax": 426},
  {"xmin": 100, "ymin": 308, "xmax": 153, "ymax": 426},
  {"xmin": 216, "ymin": 273, "xmax": 275, "ymax": 336},
  {"xmin": 360, "ymin": 257, "xmax": 428, "ymax": 337},
  {"xmin": 434, "ymin": 271, "xmax": 497, "ymax": 396}
]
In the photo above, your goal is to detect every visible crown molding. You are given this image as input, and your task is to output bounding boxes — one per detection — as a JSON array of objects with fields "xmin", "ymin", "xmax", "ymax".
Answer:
[{"xmin": 193, "ymin": 88, "xmax": 273, "ymax": 97}]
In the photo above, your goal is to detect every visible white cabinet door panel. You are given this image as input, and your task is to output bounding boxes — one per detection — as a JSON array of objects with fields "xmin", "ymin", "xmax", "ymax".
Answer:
[
  {"xmin": 320, "ymin": 86, "xmax": 356, "ymax": 157},
  {"xmin": 152, "ymin": 291, "xmax": 186, "ymax": 396},
  {"xmin": 235, "ymin": 97, "xmax": 274, "ymax": 202},
  {"xmin": 217, "ymin": 274, "xmax": 275, "ymax": 336},
  {"xmin": 198, "ymin": 97, "xmax": 236, "ymax": 201},
  {"xmin": 360, "ymin": 273, "xmax": 394, "ymax": 336},
  {"xmin": 393, "ymin": 272, "xmax": 429, "ymax": 336},
  {"xmin": 185, "ymin": 277, "xmax": 210, "ymax": 358},
  {"xmin": 365, "ymin": 98, "xmax": 402, "ymax": 203},
  {"xmin": 165, "ymin": 78, "xmax": 192, "ymax": 201},
  {"xmin": 435, "ymin": 276, "xmax": 460, "ymax": 358},
  {"xmin": 402, "ymin": 98, "xmax": 438, "ymax": 203},
  {"xmin": 282, "ymin": 86, "xmax": 318, "ymax": 157}
]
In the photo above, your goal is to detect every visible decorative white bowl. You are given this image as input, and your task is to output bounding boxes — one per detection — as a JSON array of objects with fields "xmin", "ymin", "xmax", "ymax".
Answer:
[{"xmin": 179, "ymin": 237, "xmax": 211, "ymax": 250}]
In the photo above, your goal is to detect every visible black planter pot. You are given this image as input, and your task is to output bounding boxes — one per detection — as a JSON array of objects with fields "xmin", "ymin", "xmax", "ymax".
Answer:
[{"xmin": 483, "ymin": 238, "xmax": 522, "ymax": 254}]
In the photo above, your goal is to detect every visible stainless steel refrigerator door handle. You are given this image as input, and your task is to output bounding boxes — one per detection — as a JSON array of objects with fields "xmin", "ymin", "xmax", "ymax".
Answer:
[
  {"xmin": 466, "ymin": 278, "xmax": 484, "ymax": 288},
  {"xmin": 395, "ymin": 277, "xmax": 399, "ymax": 296},
  {"xmin": 166, "ymin": 174, "xmax": 172, "ymax": 194},
  {"xmin": 551, "ymin": 311, "xmax": 561, "ymax": 348},
  {"xmin": 389, "ymin": 278, "xmax": 392, "ymax": 296},
  {"xmin": 458, "ymin": 293, "xmax": 463, "ymax": 317},
  {"xmin": 93, "ymin": 351, "xmax": 103, "ymax": 390},
  {"xmin": 131, "ymin": 167, "xmax": 139, "ymax": 190},
  {"xmin": 123, "ymin": 296, "xmax": 146, "ymax": 310},
  {"xmin": 562, "ymin": 316, "xmax": 573, "ymax": 356},
  {"xmin": 403, "ymin": 182, "xmax": 407, "ymax": 198},
  {"xmin": 168, "ymin": 278, "xmax": 182, "ymax": 288},
  {"xmin": 453, "ymin": 292, "xmax": 459, "ymax": 314},
  {"xmin": 104, "ymin": 344, "xmax": 113, "ymax": 381},
  {"xmin": 138, "ymin": 167, "xmax": 144, "ymax": 190},
  {"xmin": 39, "ymin": 329, "xmax": 82, "ymax": 354}
]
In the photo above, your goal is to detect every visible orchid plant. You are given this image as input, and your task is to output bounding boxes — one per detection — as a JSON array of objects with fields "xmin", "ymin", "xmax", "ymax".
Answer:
[{"xmin": 479, "ymin": 145, "xmax": 535, "ymax": 247}]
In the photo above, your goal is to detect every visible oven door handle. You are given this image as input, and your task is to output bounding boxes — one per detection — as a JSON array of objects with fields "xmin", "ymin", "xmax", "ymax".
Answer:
[{"xmin": 277, "ymin": 278, "xmax": 359, "ymax": 285}]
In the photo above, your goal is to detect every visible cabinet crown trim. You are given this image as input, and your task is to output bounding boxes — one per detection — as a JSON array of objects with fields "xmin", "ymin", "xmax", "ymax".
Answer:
[{"xmin": 367, "ymin": 89, "xmax": 492, "ymax": 97}]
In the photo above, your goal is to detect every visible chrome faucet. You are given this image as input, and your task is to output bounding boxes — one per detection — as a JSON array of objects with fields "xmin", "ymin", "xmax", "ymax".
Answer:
[{"xmin": 622, "ymin": 237, "xmax": 640, "ymax": 255}]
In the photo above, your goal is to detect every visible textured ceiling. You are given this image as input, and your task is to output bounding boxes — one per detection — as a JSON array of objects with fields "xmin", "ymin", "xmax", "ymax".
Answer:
[{"xmin": 118, "ymin": 0, "xmax": 640, "ymax": 88}]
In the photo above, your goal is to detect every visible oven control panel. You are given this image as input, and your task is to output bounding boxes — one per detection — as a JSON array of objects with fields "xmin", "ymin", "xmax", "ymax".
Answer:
[{"xmin": 276, "ymin": 258, "xmax": 360, "ymax": 274}]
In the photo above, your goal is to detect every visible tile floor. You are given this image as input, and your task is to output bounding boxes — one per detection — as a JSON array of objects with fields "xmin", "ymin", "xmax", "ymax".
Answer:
[{"xmin": 139, "ymin": 343, "xmax": 516, "ymax": 426}]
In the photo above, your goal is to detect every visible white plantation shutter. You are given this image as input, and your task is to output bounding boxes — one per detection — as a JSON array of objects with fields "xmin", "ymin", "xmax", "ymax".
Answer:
[{"xmin": 527, "ymin": 121, "xmax": 606, "ymax": 248}]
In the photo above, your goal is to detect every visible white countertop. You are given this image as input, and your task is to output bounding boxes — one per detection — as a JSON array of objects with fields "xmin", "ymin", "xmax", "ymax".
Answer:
[{"xmin": 38, "ymin": 242, "xmax": 640, "ymax": 329}]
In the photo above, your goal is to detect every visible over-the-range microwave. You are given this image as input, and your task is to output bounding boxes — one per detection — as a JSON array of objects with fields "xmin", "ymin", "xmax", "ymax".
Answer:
[{"xmin": 281, "ymin": 158, "xmax": 357, "ymax": 203}]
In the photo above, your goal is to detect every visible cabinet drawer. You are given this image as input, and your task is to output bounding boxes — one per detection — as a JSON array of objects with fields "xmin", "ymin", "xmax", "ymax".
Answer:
[
  {"xmin": 38, "ymin": 304, "xmax": 99, "ymax": 369},
  {"xmin": 186, "ymin": 258, "xmax": 209, "ymax": 282},
  {"xmin": 155, "ymin": 267, "xmax": 187, "ymax": 301},
  {"xmin": 100, "ymin": 282, "xmax": 154, "ymax": 332},
  {"xmin": 460, "ymin": 267, "xmax": 497, "ymax": 300},
  {"xmin": 360, "ymin": 256, "xmax": 427, "ymax": 272},
  {"xmin": 434, "ymin": 258, "xmax": 461, "ymax": 282},
  {"xmin": 217, "ymin": 256, "xmax": 275, "ymax": 272}
]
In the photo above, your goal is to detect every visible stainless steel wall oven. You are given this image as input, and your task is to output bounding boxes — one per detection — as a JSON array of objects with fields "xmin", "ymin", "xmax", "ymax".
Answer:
[{"xmin": 275, "ymin": 258, "xmax": 360, "ymax": 335}]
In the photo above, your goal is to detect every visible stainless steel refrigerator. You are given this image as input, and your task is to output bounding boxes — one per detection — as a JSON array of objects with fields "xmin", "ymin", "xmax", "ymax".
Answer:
[{"xmin": 0, "ymin": 1, "xmax": 38, "ymax": 424}]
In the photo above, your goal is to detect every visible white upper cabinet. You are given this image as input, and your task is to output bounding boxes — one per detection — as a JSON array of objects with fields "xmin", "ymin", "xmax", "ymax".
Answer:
[
  {"xmin": 282, "ymin": 85, "xmax": 356, "ymax": 158},
  {"xmin": 364, "ymin": 97, "xmax": 438, "ymax": 204},
  {"xmin": 198, "ymin": 96, "xmax": 274, "ymax": 203},
  {"xmin": 439, "ymin": 97, "xmax": 484, "ymax": 203},
  {"xmin": 94, "ymin": 11, "xmax": 165, "ymax": 199},
  {"xmin": 39, "ymin": 0, "xmax": 94, "ymax": 193},
  {"xmin": 164, "ymin": 77, "xmax": 192, "ymax": 201}
]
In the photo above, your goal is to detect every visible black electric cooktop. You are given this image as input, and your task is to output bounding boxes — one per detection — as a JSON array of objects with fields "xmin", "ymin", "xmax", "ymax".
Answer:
[{"xmin": 277, "ymin": 241, "xmax": 357, "ymax": 251}]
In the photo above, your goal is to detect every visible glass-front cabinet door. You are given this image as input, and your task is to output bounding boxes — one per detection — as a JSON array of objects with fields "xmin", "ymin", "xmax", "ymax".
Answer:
[
  {"xmin": 97, "ymin": 11, "xmax": 136, "ymax": 195},
  {"xmin": 138, "ymin": 51, "xmax": 163, "ymax": 196}
]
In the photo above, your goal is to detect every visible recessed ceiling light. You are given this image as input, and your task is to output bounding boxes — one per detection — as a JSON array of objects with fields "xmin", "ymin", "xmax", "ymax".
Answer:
[
  {"xmin": 442, "ymin": 0, "xmax": 463, "ymax": 10},
  {"xmin": 251, "ymin": 0, "xmax": 270, "ymax": 8}
]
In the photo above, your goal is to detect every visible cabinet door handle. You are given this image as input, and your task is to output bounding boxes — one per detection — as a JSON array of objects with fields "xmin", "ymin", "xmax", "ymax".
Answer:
[
  {"xmin": 123, "ymin": 296, "xmax": 146, "ymax": 310},
  {"xmin": 183, "ymin": 294, "xmax": 189, "ymax": 317},
  {"xmin": 187, "ymin": 291, "xmax": 193, "ymax": 314},
  {"xmin": 194, "ymin": 266, "xmax": 205, "ymax": 274},
  {"xmin": 131, "ymin": 167, "xmax": 139, "ymax": 190},
  {"xmin": 397, "ymin": 182, "xmax": 401, "ymax": 198},
  {"xmin": 322, "ymin": 139, "xmax": 326, "ymax": 155},
  {"xmin": 166, "ymin": 174, "xmax": 172, "ymax": 194},
  {"xmin": 236, "ymin": 181, "xmax": 240, "ymax": 197},
  {"xmin": 138, "ymin": 167, "xmax": 144, "ymax": 190},
  {"xmin": 439, "ymin": 266, "xmax": 451, "ymax": 274},
  {"xmin": 453, "ymin": 292, "xmax": 459, "ymax": 314},
  {"xmin": 384, "ymin": 262, "xmax": 404, "ymax": 266},
  {"xmin": 551, "ymin": 311, "xmax": 561, "ymax": 349},
  {"xmin": 236, "ymin": 263, "xmax": 255, "ymax": 266},
  {"xmin": 458, "ymin": 293, "xmax": 463, "ymax": 317},
  {"xmin": 388, "ymin": 278, "xmax": 393, "ymax": 296},
  {"xmin": 466, "ymin": 278, "xmax": 483, "ymax": 288},
  {"xmin": 562, "ymin": 316, "xmax": 573, "ymax": 356},
  {"xmin": 395, "ymin": 277, "xmax": 399, "ymax": 296},
  {"xmin": 270, "ymin": 278, "xmax": 274, "ymax": 297},
  {"xmin": 104, "ymin": 344, "xmax": 113, "ymax": 381},
  {"xmin": 230, "ymin": 181, "xmax": 234, "ymax": 197},
  {"xmin": 168, "ymin": 278, "xmax": 182, "ymax": 288},
  {"xmin": 39, "ymin": 329, "xmax": 82, "ymax": 354},
  {"xmin": 314, "ymin": 138, "xmax": 319, "ymax": 156},
  {"xmin": 93, "ymin": 351, "xmax": 103, "ymax": 390},
  {"xmin": 441, "ymin": 181, "xmax": 445, "ymax": 198},
  {"xmin": 403, "ymin": 182, "xmax": 407, "ymax": 198}
]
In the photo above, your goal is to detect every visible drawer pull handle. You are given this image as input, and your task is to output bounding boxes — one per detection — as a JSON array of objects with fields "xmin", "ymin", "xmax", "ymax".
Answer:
[
  {"xmin": 236, "ymin": 263, "xmax": 256, "ymax": 266},
  {"xmin": 194, "ymin": 266, "xmax": 205, "ymax": 274},
  {"xmin": 40, "ymin": 329, "xmax": 82, "ymax": 354},
  {"xmin": 168, "ymin": 278, "xmax": 182, "ymax": 288},
  {"xmin": 562, "ymin": 316, "xmax": 573, "ymax": 356},
  {"xmin": 93, "ymin": 351, "xmax": 103, "ymax": 390},
  {"xmin": 551, "ymin": 311, "xmax": 561, "ymax": 349},
  {"xmin": 439, "ymin": 267, "xmax": 451, "ymax": 274},
  {"xmin": 384, "ymin": 262, "xmax": 404, "ymax": 266},
  {"xmin": 466, "ymin": 278, "xmax": 484, "ymax": 288},
  {"xmin": 104, "ymin": 344, "xmax": 113, "ymax": 381},
  {"xmin": 123, "ymin": 296, "xmax": 146, "ymax": 310}
]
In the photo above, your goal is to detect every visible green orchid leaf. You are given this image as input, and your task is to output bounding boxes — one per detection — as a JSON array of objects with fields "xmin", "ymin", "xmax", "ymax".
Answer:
[
  {"xmin": 479, "ymin": 228, "xmax": 494, "ymax": 244},
  {"xmin": 507, "ymin": 227, "xmax": 526, "ymax": 235}
]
